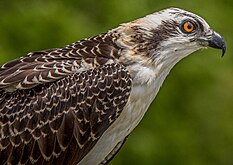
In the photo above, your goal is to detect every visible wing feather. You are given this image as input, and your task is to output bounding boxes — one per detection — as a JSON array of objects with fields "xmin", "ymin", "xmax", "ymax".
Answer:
[
  {"xmin": 0, "ymin": 63, "xmax": 132, "ymax": 165},
  {"xmin": 0, "ymin": 33, "xmax": 121, "ymax": 91}
]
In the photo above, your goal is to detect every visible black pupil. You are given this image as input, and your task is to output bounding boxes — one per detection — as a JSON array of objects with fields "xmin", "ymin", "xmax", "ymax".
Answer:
[{"xmin": 187, "ymin": 23, "xmax": 192, "ymax": 29}]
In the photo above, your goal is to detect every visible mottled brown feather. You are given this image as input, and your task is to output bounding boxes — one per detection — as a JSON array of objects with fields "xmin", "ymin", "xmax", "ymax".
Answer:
[
  {"xmin": 0, "ymin": 63, "xmax": 132, "ymax": 164},
  {"xmin": 0, "ymin": 33, "xmax": 121, "ymax": 91}
]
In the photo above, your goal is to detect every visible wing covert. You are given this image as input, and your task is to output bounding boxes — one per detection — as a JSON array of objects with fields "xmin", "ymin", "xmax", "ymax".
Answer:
[{"xmin": 0, "ymin": 33, "xmax": 120, "ymax": 91}]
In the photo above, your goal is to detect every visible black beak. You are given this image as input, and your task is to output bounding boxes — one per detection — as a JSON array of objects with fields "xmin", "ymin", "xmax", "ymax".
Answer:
[{"xmin": 208, "ymin": 31, "xmax": 226, "ymax": 57}]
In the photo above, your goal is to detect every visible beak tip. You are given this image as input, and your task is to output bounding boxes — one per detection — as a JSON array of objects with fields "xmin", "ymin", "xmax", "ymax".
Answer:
[{"xmin": 221, "ymin": 45, "xmax": 226, "ymax": 57}]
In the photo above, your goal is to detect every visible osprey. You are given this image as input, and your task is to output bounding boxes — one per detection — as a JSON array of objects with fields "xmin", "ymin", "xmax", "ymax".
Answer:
[{"xmin": 0, "ymin": 8, "xmax": 226, "ymax": 165}]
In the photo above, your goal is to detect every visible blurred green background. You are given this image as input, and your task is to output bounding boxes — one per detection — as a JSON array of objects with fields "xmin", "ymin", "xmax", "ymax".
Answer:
[{"xmin": 0, "ymin": 0, "xmax": 233, "ymax": 165}]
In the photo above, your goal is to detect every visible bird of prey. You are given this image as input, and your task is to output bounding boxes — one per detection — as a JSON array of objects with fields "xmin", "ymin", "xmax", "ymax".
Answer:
[{"xmin": 0, "ymin": 8, "xmax": 226, "ymax": 165}]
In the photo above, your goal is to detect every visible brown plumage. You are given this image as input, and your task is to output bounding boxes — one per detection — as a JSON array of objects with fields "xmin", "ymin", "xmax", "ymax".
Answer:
[
  {"xmin": 0, "ymin": 32, "xmax": 132, "ymax": 164},
  {"xmin": 0, "ymin": 62, "xmax": 131, "ymax": 164},
  {"xmin": 0, "ymin": 33, "xmax": 121, "ymax": 91}
]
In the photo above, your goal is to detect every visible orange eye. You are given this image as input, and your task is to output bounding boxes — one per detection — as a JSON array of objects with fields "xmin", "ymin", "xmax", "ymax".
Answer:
[{"xmin": 182, "ymin": 21, "xmax": 195, "ymax": 33}]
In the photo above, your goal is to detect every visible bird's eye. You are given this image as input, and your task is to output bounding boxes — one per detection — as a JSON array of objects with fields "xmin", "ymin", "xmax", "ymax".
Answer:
[{"xmin": 181, "ymin": 21, "xmax": 196, "ymax": 33}]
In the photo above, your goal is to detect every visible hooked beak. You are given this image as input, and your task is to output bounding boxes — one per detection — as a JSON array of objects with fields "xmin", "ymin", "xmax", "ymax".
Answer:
[{"xmin": 208, "ymin": 31, "xmax": 226, "ymax": 57}]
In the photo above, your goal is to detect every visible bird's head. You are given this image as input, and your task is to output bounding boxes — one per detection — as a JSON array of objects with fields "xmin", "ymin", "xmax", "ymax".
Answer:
[{"xmin": 117, "ymin": 8, "xmax": 226, "ymax": 67}]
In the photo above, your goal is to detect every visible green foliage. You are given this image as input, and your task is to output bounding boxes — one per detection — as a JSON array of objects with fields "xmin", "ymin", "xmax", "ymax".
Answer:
[{"xmin": 0, "ymin": 1, "xmax": 232, "ymax": 165}]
